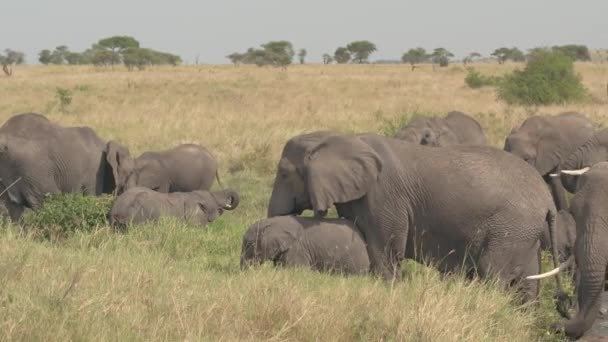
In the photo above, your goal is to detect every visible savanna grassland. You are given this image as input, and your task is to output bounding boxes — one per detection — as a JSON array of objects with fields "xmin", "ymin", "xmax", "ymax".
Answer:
[{"xmin": 1, "ymin": 62, "xmax": 607, "ymax": 341}]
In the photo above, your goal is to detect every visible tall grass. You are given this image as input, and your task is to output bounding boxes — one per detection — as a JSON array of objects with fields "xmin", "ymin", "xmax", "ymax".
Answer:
[{"xmin": 1, "ymin": 62, "xmax": 607, "ymax": 340}]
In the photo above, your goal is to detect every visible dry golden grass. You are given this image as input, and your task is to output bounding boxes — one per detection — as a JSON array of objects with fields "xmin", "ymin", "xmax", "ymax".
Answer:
[
  {"xmin": 1, "ymin": 62, "xmax": 607, "ymax": 341},
  {"xmin": 2, "ymin": 62, "xmax": 606, "ymax": 174}
]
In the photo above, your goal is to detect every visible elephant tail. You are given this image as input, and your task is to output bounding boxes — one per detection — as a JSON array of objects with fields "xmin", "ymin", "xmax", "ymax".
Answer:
[
  {"xmin": 546, "ymin": 209, "xmax": 572, "ymax": 319},
  {"xmin": 215, "ymin": 170, "xmax": 223, "ymax": 187}
]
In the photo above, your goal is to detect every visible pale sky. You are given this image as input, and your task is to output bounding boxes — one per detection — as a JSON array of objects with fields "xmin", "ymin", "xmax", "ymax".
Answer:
[{"xmin": 3, "ymin": 0, "xmax": 607, "ymax": 64}]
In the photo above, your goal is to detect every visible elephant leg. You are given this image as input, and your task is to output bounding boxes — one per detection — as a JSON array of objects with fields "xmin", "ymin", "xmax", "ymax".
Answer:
[
  {"xmin": 562, "ymin": 249, "xmax": 608, "ymax": 339},
  {"xmin": 514, "ymin": 246, "xmax": 541, "ymax": 305}
]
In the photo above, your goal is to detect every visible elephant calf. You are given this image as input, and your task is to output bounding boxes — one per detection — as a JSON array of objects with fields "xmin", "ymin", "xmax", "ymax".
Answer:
[
  {"xmin": 240, "ymin": 216, "xmax": 370, "ymax": 275},
  {"xmin": 109, "ymin": 187, "xmax": 239, "ymax": 227}
]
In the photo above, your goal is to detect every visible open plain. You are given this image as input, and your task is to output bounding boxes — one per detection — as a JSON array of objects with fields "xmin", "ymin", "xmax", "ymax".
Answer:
[{"xmin": 1, "ymin": 62, "xmax": 607, "ymax": 341}]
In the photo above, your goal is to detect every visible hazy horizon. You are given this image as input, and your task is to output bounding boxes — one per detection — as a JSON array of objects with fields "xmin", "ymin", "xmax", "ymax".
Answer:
[{"xmin": 3, "ymin": 0, "xmax": 607, "ymax": 64}]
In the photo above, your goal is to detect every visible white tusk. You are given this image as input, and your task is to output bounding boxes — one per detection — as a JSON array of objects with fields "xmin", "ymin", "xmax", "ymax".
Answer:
[
  {"xmin": 560, "ymin": 167, "xmax": 590, "ymax": 175},
  {"xmin": 225, "ymin": 203, "xmax": 232, "ymax": 209},
  {"xmin": 549, "ymin": 173, "xmax": 559, "ymax": 177},
  {"xmin": 526, "ymin": 257, "xmax": 573, "ymax": 280}
]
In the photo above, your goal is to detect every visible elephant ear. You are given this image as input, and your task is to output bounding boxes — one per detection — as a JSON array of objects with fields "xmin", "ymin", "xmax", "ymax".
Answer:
[
  {"xmin": 305, "ymin": 135, "xmax": 383, "ymax": 215},
  {"xmin": 536, "ymin": 126, "xmax": 564, "ymax": 175},
  {"xmin": 105, "ymin": 141, "xmax": 134, "ymax": 190}
]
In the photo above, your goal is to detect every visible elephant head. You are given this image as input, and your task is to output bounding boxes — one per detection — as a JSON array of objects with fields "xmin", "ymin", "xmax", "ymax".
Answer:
[
  {"xmin": 106, "ymin": 141, "xmax": 136, "ymax": 194},
  {"xmin": 558, "ymin": 129, "xmax": 608, "ymax": 193},
  {"xmin": 240, "ymin": 216, "xmax": 303, "ymax": 269},
  {"xmin": 267, "ymin": 130, "xmax": 340, "ymax": 217},
  {"xmin": 106, "ymin": 141, "xmax": 171, "ymax": 195},
  {"xmin": 268, "ymin": 133, "xmax": 382, "ymax": 218},
  {"xmin": 394, "ymin": 117, "xmax": 457, "ymax": 147}
]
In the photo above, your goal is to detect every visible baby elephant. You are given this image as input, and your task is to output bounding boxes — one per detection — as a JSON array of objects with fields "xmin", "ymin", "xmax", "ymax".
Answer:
[
  {"xmin": 109, "ymin": 187, "xmax": 239, "ymax": 227},
  {"xmin": 240, "ymin": 216, "xmax": 370, "ymax": 275}
]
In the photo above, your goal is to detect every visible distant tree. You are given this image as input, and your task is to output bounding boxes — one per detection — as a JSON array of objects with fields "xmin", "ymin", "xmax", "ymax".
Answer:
[
  {"xmin": 122, "ymin": 48, "xmax": 181, "ymax": 70},
  {"xmin": 322, "ymin": 53, "xmax": 333, "ymax": 64},
  {"xmin": 462, "ymin": 52, "xmax": 482, "ymax": 66},
  {"xmin": 242, "ymin": 48, "xmax": 271, "ymax": 67},
  {"xmin": 334, "ymin": 47, "xmax": 351, "ymax": 64},
  {"xmin": 491, "ymin": 47, "xmax": 525, "ymax": 64},
  {"xmin": 552, "ymin": 45, "xmax": 591, "ymax": 61},
  {"xmin": 346, "ymin": 41, "xmax": 377, "ymax": 63},
  {"xmin": 88, "ymin": 48, "xmax": 120, "ymax": 67},
  {"xmin": 430, "ymin": 48, "xmax": 454, "ymax": 67},
  {"xmin": 261, "ymin": 40, "xmax": 295, "ymax": 67},
  {"xmin": 95, "ymin": 36, "xmax": 140, "ymax": 67},
  {"xmin": 39, "ymin": 49, "xmax": 52, "ymax": 65},
  {"xmin": 226, "ymin": 52, "xmax": 244, "ymax": 65},
  {"xmin": 401, "ymin": 47, "xmax": 428, "ymax": 70},
  {"xmin": 65, "ymin": 52, "xmax": 84, "ymax": 65},
  {"xmin": 49, "ymin": 45, "xmax": 70, "ymax": 64},
  {"xmin": 298, "ymin": 49, "xmax": 307, "ymax": 64},
  {"xmin": 0, "ymin": 49, "xmax": 25, "ymax": 76}
]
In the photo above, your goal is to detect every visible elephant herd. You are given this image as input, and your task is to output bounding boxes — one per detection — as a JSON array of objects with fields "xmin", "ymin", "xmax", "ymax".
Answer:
[
  {"xmin": 0, "ymin": 113, "xmax": 239, "ymax": 226},
  {"xmin": 1, "ymin": 110, "xmax": 608, "ymax": 339}
]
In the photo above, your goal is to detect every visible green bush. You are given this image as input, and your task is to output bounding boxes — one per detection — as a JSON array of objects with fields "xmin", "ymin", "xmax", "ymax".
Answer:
[
  {"xmin": 497, "ymin": 50, "xmax": 588, "ymax": 105},
  {"xmin": 464, "ymin": 68, "xmax": 501, "ymax": 88},
  {"xmin": 23, "ymin": 193, "xmax": 113, "ymax": 240}
]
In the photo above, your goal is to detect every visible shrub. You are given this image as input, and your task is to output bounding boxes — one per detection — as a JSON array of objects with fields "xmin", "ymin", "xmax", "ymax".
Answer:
[
  {"xmin": 465, "ymin": 68, "xmax": 501, "ymax": 88},
  {"xmin": 23, "ymin": 193, "xmax": 113, "ymax": 240},
  {"xmin": 497, "ymin": 50, "xmax": 588, "ymax": 105}
]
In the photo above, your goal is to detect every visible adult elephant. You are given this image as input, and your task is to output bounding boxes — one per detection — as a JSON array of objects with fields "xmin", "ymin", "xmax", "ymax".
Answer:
[
  {"xmin": 557, "ymin": 128, "xmax": 608, "ymax": 194},
  {"xmin": 503, "ymin": 112, "xmax": 595, "ymax": 210},
  {"xmin": 106, "ymin": 141, "xmax": 221, "ymax": 195},
  {"xmin": 268, "ymin": 131, "xmax": 564, "ymax": 303},
  {"xmin": 529, "ymin": 162, "xmax": 608, "ymax": 339},
  {"xmin": 394, "ymin": 111, "xmax": 487, "ymax": 147},
  {"xmin": 0, "ymin": 113, "xmax": 115, "ymax": 221}
]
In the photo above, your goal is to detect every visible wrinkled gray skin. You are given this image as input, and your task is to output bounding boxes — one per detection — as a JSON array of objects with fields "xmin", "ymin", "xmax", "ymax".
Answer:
[
  {"xmin": 504, "ymin": 112, "xmax": 595, "ymax": 210},
  {"xmin": 554, "ymin": 162, "xmax": 608, "ymax": 339},
  {"xmin": 240, "ymin": 216, "xmax": 370, "ymax": 275},
  {"xmin": 540, "ymin": 210, "xmax": 576, "ymax": 263},
  {"xmin": 394, "ymin": 111, "xmax": 487, "ymax": 147},
  {"xmin": 0, "ymin": 113, "xmax": 116, "ymax": 221},
  {"xmin": 559, "ymin": 128, "xmax": 608, "ymax": 194},
  {"xmin": 107, "ymin": 141, "xmax": 220, "ymax": 195},
  {"xmin": 268, "ymin": 131, "xmax": 565, "ymax": 303},
  {"xmin": 109, "ymin": 187, "xmax": 239, "ymax": 227}
]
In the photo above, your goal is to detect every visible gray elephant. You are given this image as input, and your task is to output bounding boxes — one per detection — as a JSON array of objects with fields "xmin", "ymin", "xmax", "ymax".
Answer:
[
  {"xmin": 109, "ymin": 187, "xmax": 239, "ymax": 227},
  {"xmin": 528, "ymin": 162, "xmax": 608, "ymax": 339},
  {"xmin": 557, "ymin": 128, "xmax": 608, "ymax": 194},
  {"xmin": 394, "ymin": 111, "xmax": 487, "ymax": 147},
  {"xmin": 106, "ymin": 141, "xmax": 220, "ymax": 195},
  {"xmin": 504, "ymin": 112, "xmax": 595, "ymax": 210},
  {"xmin": 268, "ymin": 131, "xmax": 565, "ymax": 303},
  {"xmin": 240, "ymin": 216, "xmax": 370, "ymax": 275},
  {"xmin": 0, "ymin": 113, "xmax": 116, "ymax": 221}
]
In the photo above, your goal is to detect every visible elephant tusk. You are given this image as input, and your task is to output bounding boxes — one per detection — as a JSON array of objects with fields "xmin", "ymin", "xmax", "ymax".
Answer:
[
  {"xmin": 225, "ymin": 203, "xmax": 232, "ymax": 209},
  {"xmin": 548, "ymin": 173, "xmax": 560, "ymax": 177},
  {"xmin": 560, "ymin": 167, "xmax": 590, "ymax": 175},
  {"xmin": 525, "ymin": 256, "xmax": 574, "ymax": 280}
]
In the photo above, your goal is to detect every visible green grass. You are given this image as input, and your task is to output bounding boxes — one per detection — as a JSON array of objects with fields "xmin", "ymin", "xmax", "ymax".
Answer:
[{"xmin": 0, "ymin": 171, "xmax": 571, "ymax": 341}]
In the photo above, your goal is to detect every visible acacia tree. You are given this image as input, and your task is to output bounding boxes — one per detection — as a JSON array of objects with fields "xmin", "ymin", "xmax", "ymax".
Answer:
[
  {"xmin": 298, "ymin": 49, "xmax": 307, "ymax": 64},
  {"xmin": 261, "ymin": 41, "xmax": 295, "ymax": 67},
  {"xmin": 346, "ymin": 40, "xmax": 377, "ymax": 63},
  {"xmin": 334, "ymin": 47, "xmax": 351, "ymax": 64},
  {"xmin": 463, "ymin": 52, "xmax": 482, "ymax": 66},
  {"xmin": 39, "ymin": 49, "xmax": 52, "ymax": 64},
  {"xmin": 0, "ymin": 49, "xmax": 25, "ymax": 76},
  {"xmin": 430, "ymin": 48, "xmax": 454, "ymax": 68},
  {"xmin": 95, "ymin": 36, "xmax": 140, "ymax": 67},
  {"xmin": 322, "ymin": 53, "xmax": 333, "ymax": 64},
  {"xmin": 492, "ymin": 47, "xmax": 525, "ymax": 64},
  {"xmin": 401, "ymin": 47, "xmax": 428, "ymax": 70},
  {"xmin": 226, "ymin": 52, "xmax": 244, "ymax": 65}
]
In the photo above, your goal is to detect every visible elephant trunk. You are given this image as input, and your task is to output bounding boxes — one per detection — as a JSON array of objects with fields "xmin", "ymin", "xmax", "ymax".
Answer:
[
  {"xmin": 267, "ymin": 181, "xmax": 296, "ymax": 217},
  {"xmin": 214, "ymin": 189, "xmax": 239, "ymax": 210},
  {"xmin": 564, "ymin": 242, "xmax": 607, "ymax": 339}
]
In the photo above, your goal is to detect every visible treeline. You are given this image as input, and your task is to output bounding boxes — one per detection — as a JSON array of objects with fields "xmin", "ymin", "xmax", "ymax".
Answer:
[{"xmin": 37, "ymin": 36, "xmax": 181, "ymax": 70}]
